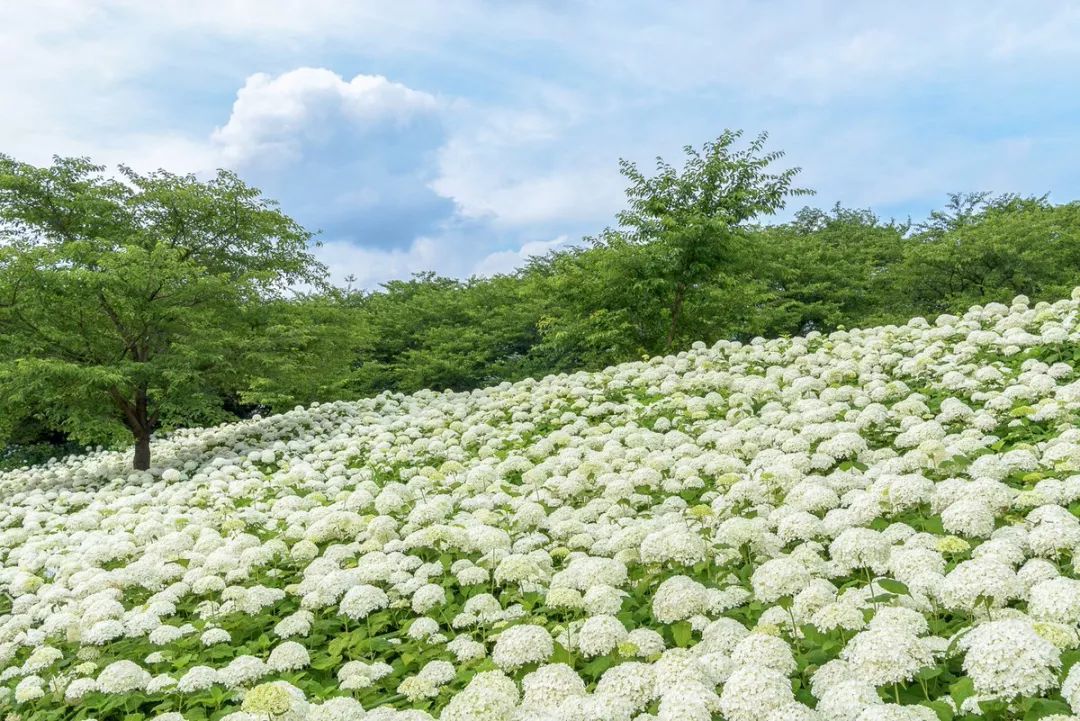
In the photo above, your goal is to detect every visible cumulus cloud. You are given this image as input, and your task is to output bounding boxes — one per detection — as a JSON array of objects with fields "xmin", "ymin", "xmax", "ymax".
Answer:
[
  {"xmin": 212, "ymin": 69, "xmax": 438, "ymax": 167},
  {"xmin": 208, "ymin": 68, "xmax": 451, "ymax": 249}
]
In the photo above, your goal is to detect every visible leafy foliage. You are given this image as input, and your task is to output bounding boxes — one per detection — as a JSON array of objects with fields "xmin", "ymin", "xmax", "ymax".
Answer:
[{"xmin": 0, "ymin": 156, "xmax": 324, "ymax": 468}]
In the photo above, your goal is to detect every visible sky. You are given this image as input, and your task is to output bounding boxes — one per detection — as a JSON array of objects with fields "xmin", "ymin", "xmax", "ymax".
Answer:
[{"xmin": 4, "ymin": 1, "xmax": 1080, "ymax": 288}]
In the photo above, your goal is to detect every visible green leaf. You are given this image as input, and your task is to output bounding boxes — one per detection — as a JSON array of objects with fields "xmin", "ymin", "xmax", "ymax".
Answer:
[
  {"xmin": 327, "ymin": 635, "xmax": 350, "ymax": 657},
  {"xmin": 950, "ymin": 676, "xmax": 975, "ymax": 710},
  {"xmin": 582, "ymin": 655, "xmax": 614, "ymax": 678},
  {"xmin": 915, "ymin": 665, "xmax": 943, "ymax": 680},
  {"xmin": 876, "ymin": 578, "xmax": 909, "ymax": 595},
  {"xmin": 800, "ymin": 624, "xmax": 826, "ymax": 646},
  {"xmin": 311, "ymin": 653, "xmax": 342, "ymax": 671},
  {"xmin": 921, "ymin": 699, "xmax": 954, "ymax": 721},
  {"xmin": 1061, "ymin": 649, "xmax": 1080, "ymax": 675},
  {"xmin": 1023, "ymin": 698, "xmax": 1074, "ymax": 720},
  {"xmin": 922, "ymin": 516, "xmax": 945, "ymax": 534},
  {"xmin": 671, "ymin": 620, "xmax": 694, "ymax": 647}
]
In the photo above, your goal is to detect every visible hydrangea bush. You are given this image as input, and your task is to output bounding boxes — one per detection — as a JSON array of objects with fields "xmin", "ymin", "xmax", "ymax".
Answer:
[{"xmin": 7, "ymin": 291, "xmax": 1080, "ymax": 720}]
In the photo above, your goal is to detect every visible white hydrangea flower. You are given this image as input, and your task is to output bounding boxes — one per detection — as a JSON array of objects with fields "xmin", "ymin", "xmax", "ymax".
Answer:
[
  {"xmin": 1028, "ymin": 577, "xmax": 1080, "ymax": 624},
  {"xmin": 4, "ymin": 291, "xmax": 1080, "ymax": 717},
  {"xmin": 176, "ymin": 665, "xmax": 219, "ymax": 693},
  {"xmin": 411, "ymin": 583, "xmax": 447, "ymax": 614},
  {"xmin": 595, "ymin": 662, "xmax": 656, "ymax": 711},
  {"xmin": 719, "ymin": 665, "xmax": 794, "ymax": 721},
  {"xmin": 492, "ymin": 624, "xmax": 554, "ymax": 671},
  {"xmin": 440, "ymin": 670, "xmax": 519, "ymax": 721},
  {"xmin": 201, "ymin": 627, "xmax": 231, "ymax": 646},
  {"xmin": 730, "ymin": 632, "xmax": 797, "ymax": 674},
  {"xmin": 447, "ymin": 635, "xmax": 486, "ymax": 662},
  {"xmin": 815, "ymin": 679, "xmax": 882, "ymax": 721},
  {"xmin": 576, "ymin": 615, "xmax": 629, "ymax": 657},
  {"xmin": 241, "ymin": 680, "xmax": 308, "ymax": 721},
  {"xmin": 960, "ymin": 619, "xmax": 1060, "ymax": 699},
  {"xmin": 640, "ymin": 528, "xmax": 708, "ymax": 566},
  {"xmin": 14, "ymin": 675, "xmax": 46, "ymax": 703},
  {"xmin": 64, "ymin": 676, "xmax": 99, "ymax": 702},
  {"xmin": 652, "ymin": 575, "xmax": 708, "ymax": 623},
  {"xmin": 218, "ymin": 655, "xmax": 268, "ymax": 689},
  {"xmin": 940, "ymin": 559, "xmax": 1022, "ymax": 612},
  {"xmin": 96, "ymin": 660, "xmax": 152, "ymax": 693},
  {"xmin": 841, "ymin": 627, "xmax": 934, "ymax": 686},
  {"xmin": 266, "ymin": 641, "xmax": 311, "ymax": 672},
  {"xmin": 339, "ymin": 584, "xmax": 389, "ymax": 620},
  {"xmin": 521, "ymin": 662, "xmax": 587, "ymax": 709},
  {"xmin": 751, "ymin": 557, "xmax": 813, "ymax": 603}
]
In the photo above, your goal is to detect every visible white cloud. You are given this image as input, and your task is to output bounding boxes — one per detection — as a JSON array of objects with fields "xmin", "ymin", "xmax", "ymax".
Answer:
[
  {"xmin": 106, "ymin": 0, "xmax": 476, "ymax": 49},
  {"xmin": 0, "ymin": 3, "xmax": 165, "ymax": 164},
  {"xmin": 315, "ymin": 234, "xmax": 572, "ymax": 289},
  {"xmin": 212, "ymin": 69, "xmax": 438, "ymax": 167},
  {"xmin": 314, "ymin": 237, "xmax": 455, "ymax": 289},
  {"xmin": 433, "ymin": 140, "xmax": 624, "ymax": 227},
  {"xmin": 472, "ymin": 236, "xmax": 569, "ymax": 277},
  {"xmin": 550, "ymin": 2, "xmax": 1080, "ymax": 99},
  {"xmin": 431, "ymin": 101, "xmax": 626, "ymax": 228},
  {"xmin": 0, "ymin": 2, "xmax": 456, "ymax": 166}
]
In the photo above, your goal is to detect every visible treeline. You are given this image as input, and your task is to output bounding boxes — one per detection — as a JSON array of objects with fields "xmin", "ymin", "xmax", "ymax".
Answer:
[
  {"xmin": 3, "ymin": 131, "xmax": 1080, "ymax": 469},
  {"xmin": 340, "ymin": 194, "xmax": 1080, "ymax": 396}
]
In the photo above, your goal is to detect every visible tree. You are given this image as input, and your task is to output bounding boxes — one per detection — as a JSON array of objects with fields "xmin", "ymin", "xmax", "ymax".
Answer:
[
  {"xmin": 751, "ymin": 205, "xmax": 908, "ymax": 335},
  {"xmin": 0, "ymin": 156, "xmax": 323, "ymax": 469},
  {"xmin": 523, "ymin": 240, "xmax": 658, "ymax": 371},
  {"xmin": 345, "ymin": 271, "xmax": 544, "ymax": 396},
  {"xmin": 898, "ymin": 196, "xmax": 1080, "ymax": 315},
  {"xmin": 914, "ymin": 191, "xmax": 1050, "ymax": 239},
  {"xmin": 239, "ymin": 290, "xmax": 360, "ymax": 414},
  {"xmin": 613, "ymin": 130, "xmax": 813, "ymax": 351}
]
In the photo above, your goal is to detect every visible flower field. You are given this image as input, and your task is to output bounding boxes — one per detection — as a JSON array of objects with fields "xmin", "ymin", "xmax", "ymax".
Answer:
[{"xmin": 9, "ymin": 293, "xmax": 1080, "ymax": 721}]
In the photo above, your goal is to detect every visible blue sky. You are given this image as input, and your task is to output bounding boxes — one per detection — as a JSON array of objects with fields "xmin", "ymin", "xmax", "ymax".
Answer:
[{"xmin": 4, "ymin": 1, "xmax": 1080, "ymax": 287}]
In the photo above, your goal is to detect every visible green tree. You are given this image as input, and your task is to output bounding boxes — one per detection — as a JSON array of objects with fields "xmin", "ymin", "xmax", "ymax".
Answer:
[
  {"xmin": 898, "ymin": 194, "xmax": 1079, "ymax": 315},
  {"xmin": 0, "ymin": 156, "xmax": 323, "ymax": 469},
  {"xmin": 751, "ymin": 205, "xmax": 908, "ymax": 335},
  {"xmin": 613, "ymin": 129, "xmax": 813, "ymax": 351},
  {"xmin": 346, "ymin": 271, "xmax": 544, "ymax": 395},
  {"xmin": 239, "ymin": 290, "xmax": 360, "ymax": 414},
  {"xmin": 914, "ymin": 191, "xmax": 1048, "ymax": 239}
]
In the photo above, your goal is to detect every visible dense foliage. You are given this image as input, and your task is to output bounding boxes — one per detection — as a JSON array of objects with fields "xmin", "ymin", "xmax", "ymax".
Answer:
[
  {"xmin": 0, "ymin": 156, "xmax": 325, "ymax": 469},
  {"xmin": 340, "ymin": 192, "xmax": 1080, "ymax": 395},
  {"xmin": 7, "ymin": 291, "xmax": 1080, "ymax": 720},
  {"xmin": 3, "ymin": 132, "xmax": 1080, "ymax": 467}
]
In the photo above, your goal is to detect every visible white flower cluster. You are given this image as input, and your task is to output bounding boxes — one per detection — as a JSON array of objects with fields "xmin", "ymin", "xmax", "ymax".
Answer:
[{"xmin": 5, "ymin": 290, "xmax": 1080, "ymax": 719}]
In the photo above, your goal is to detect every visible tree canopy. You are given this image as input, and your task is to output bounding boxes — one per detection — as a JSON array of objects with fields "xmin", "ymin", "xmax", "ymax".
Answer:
[{"xmin": 0, "ymin": 156, "xmax": 325, "ymax": 469}]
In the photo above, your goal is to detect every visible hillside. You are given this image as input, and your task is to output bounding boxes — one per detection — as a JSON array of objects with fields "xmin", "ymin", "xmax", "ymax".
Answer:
[{"xmin": 6, "ymin": 291, "xmax": 1080, "ymax": 720}]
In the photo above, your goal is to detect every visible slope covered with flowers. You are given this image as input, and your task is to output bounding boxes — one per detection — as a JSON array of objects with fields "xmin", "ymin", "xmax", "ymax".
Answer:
[{"xmin": 8, "ymin": 292, "xmax": 1080, "ymax": 721}]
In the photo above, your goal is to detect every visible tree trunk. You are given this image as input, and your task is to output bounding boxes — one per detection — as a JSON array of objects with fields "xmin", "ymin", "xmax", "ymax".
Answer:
[
  {"xmin": 131, "ymin": 386, "xmax": 152, "ymax": 470},
  {"xmin": 665, "ymin": 282, "xmax": 687, "ymax": 352},
  {"xmin": 109, "ymin": 384, "xmax": 155, "ymax": 470},
  {"xmin": 133, "ymin": 430, "xmax": 151, "ymax": 470}
]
